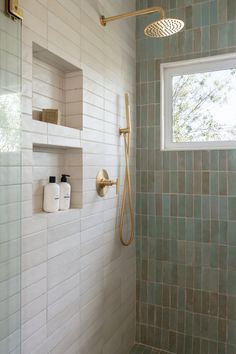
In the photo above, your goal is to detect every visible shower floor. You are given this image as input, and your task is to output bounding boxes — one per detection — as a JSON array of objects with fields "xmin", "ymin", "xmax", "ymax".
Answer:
[{"xmin": 130, "ymin": 344, "xmax": 172, "ymax": 354}]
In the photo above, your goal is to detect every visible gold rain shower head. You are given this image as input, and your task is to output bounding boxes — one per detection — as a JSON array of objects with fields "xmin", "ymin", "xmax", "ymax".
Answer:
[
  {"xmin": 144, "ymin": 18, "xmax": 184, "ymax": 38},
  {"xmin": 100, "ymin": 6, "xmax": 184, "ymax": 38}
]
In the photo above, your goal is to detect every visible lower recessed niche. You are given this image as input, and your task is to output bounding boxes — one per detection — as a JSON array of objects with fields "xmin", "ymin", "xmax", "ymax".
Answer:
[{"xmin": 32, "ymin": 144, "xmax": 82, "ymax": 214}]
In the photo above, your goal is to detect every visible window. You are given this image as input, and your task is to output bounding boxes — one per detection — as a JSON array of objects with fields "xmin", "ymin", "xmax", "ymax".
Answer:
[{"xmin": 161, "ymin": 53, "xmax": 236, "ymax": 150}]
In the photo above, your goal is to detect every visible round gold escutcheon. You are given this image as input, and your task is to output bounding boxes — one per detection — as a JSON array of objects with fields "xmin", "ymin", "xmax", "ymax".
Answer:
[{"xmin": 96, "ymin": 169, "xmax": 109, "ymax": 197}]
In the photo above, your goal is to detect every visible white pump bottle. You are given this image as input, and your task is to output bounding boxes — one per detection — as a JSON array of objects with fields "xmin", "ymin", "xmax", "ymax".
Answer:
[
  {"xmin": 43, "ymin": 176, "xmax": 60, "ymax": 212},
  {"xmin": 59, "ymin": 174, "xmax": 71, "ymax": 210}
]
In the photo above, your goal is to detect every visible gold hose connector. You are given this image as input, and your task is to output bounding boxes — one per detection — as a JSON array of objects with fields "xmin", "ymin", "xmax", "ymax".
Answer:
[{"xmin": 119, "ymin": 93, "xmax": 135, "ymax": 246}]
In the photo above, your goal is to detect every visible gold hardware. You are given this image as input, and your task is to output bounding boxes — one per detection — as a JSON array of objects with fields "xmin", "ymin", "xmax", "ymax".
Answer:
[
  {"xmin": 119, "ymin": 93, "xmax": 135, "ymax": 247},
  {"xmin": 96, "ymin": 169, "xmax": 119, "ymax": 197},
  {"xmin": 144, "ymin": 18, "xmax": 184, "ymax": 38},
  {"xmin": 119, "ymin": 128, "xmax": 130, "ymax": 135},
  {"xmin": 100, "ymin": 6, "xmax": 165, "ymax": 26},
  {"xmin": 6, "ymin": 0, "xmax": 23, "ymax": 20},
  {"xmin": 100, "ymin": 6, "xmax": 184, "ymax": 38},
  {"xmin": 100, "ymin": 16, "xmax": 106, "ymax": 26}
]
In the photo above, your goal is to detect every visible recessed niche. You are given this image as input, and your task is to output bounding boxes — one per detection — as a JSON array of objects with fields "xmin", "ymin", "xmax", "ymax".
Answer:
[
  {"xmin": 32, "ymin": 144, "xmax": 83, "ymax": 214},
  {"xmin": 32, "ymin": 43, "xmax": 83, "ymax": 131}
]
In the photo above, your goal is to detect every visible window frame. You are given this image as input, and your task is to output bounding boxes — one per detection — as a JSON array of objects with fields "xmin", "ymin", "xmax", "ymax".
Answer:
[{"xmin": 160, "ymin": 53, "xmax": 236, "ymax": 151}]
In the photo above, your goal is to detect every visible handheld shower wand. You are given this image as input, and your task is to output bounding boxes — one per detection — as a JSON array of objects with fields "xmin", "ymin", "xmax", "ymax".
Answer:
[{"xmin": 119, "ymin": 93, "xmax": 135, "ymax": 246}]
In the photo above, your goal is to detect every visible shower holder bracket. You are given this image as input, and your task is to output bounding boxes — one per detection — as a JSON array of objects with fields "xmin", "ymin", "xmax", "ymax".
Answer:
[{"xmin": 6, "ymin": 0, "xmax": 23, "ymax": 20}]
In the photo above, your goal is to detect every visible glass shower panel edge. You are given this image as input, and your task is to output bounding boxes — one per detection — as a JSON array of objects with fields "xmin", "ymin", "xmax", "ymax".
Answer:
[{"xmin": 0, "ymin": 2, "xmax": 22, "ymax": 354}]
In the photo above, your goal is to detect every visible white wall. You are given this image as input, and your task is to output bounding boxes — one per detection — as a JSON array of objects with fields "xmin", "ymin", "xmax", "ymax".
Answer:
[{"xmin": 19, "ymin": 1, "xmax": 136, "ymax": 353}]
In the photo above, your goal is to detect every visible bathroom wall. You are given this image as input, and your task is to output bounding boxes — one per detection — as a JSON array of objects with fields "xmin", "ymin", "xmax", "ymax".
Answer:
[
  {"xmin": 19, "ymin": 1, "xmax": 136, "ymax": 353},
  {"xmin": 136, "ymin": 0, "xmax": 236, "ymax": 353}
]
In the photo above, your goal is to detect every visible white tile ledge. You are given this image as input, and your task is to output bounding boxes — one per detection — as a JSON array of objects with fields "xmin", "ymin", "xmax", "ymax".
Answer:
[
  {"xmin": 33, "ymin": 208, "xmax": 81, "ymax": 227},
  {"xmin": 34, "ymin": 208, "xmax": 80, "ymax": 217},
  {"xmin": 32, "ymin": 120, "xmax": 81, "ymax": 149}
]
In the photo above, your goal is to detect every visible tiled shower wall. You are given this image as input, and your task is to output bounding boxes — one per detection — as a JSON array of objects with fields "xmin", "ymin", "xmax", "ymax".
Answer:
[
  {"xmin": 19, "ymin": 1, "xmax": 136, "ymax": 353},
  {"xmin": 136, "ymin": 0, "xmax": 236, "ymax": 353}
]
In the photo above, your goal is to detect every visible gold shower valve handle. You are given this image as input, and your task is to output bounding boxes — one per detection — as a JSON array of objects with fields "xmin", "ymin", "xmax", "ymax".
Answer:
[
  {"xmin": 100, "ymin": 178, "xmax": 118, "ymax": 188},
  {"xmin": 96, "ymin": 169, "xmax": 119, "ymax": 197}
]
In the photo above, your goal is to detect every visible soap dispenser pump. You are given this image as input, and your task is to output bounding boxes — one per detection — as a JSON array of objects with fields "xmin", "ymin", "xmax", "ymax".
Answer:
[{"xmin": 59, "ymin": 174, "xmax": 71, "ymax": 210}]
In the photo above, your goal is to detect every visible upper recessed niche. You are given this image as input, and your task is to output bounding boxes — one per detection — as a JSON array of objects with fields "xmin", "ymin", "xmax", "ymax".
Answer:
[{"xmin": 32, "ymin": 43, "xmax": 83, "ymax": 131}]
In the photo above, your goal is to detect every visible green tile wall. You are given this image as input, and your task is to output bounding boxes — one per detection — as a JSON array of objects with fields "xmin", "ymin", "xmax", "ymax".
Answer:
[{"xmin": 136, "ymin": 1, "xmax": 236, "ymax": 353}]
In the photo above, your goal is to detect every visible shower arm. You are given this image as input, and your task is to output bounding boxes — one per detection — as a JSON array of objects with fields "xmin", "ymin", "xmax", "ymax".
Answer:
[{"xmin": 100, "ymin": 6, "xmax": 165, "ymax": 27}]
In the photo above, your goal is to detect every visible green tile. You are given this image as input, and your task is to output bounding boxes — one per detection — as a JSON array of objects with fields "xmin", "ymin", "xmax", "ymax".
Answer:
[
  {"xmin": 220, "ymin": 221, "xmax": 228, "ymax": 244},
  {"xmin": 229, "ymin": 197, "xmax": 236, "ymax": 220},
  {"xmin": 193, "ymin": 4, "xmax": 202, "ymax": 27},
  {"xmin": 227, "ymin": 22, "xmax": 235, "ymax": 47},
  {"xmin": 210, "ymin": 151, "xmax": 219, "ymax": 171},
  {"xmin": 201, "ymin": 2, "xmax": 209, "ymax": 26},
  {"xmin": 170, "ymin": 218, "xmax": 178, "ymax": 239},
  {"xmin": 163, "ymin": 152, "xmax": 170, "ymax": 171},
  {"xmin": 170, "ymin": 151, "xmax": 178, "ymax": 170},
  {"xmin": 228, "ymin": 270, "xmax": 236, "ymax": 295},
  {"xmin": 228, "ymin": 320, "xmax": 236, "ymax": 345},
  {"xmin": 219, "ymin": 23, "xmax": 228, "ymax": 49},
  {"xmin": 202, "ymin": 196, "xmax": 210, "ymax": 219},
  {"xmin": 219, "ymin": 172, "xmax": 227, "ymax": 195},
  {"xmin": 219, "ymin": 196, "xmax": 228, "ymax": 220},
  {"xmin": 228, "ymin": 151, "xmax": 236, "ymax": 171},
  {"xmin": 202, "ymin": 151, "xmax": 210, "ymax": 171},
  {"xmin": 155, "ymin": 81, "xmax": 160, "ymax": 104},
  {"xmin": 170, "ymin": 0, "xmax": 177, "ymax": 9},
  {"xmin": 170, "ymin": 172, "xmax": 178, "ymax": 193},
  {"xmin": 185, "ymin": 6, "xmax": 193, "ymax": 29},
  {"xmin": 211, "ymin": 196, "xmax": 219, "ymax": 219},
  {"xmin": 178, "ymin": 151, "xmax": 186, "ymax": 170},
  {"xmin": 226, "ymin": 343, "xmax": 236, "ymax": 354},
  {"xmin": 186, "ymin": 171, "xmax": 193, "ymax": 194},
  {"xmin": 147, "ymin": 60, "xmax": 155, "ymax": 82},
  {"xmin": 186, "ymin": 195, "xmax": 193, "ymax": 217},
  {"xmin": 148, "ymin": 215, "xmax": 157, "ymax": 237},
  {"xmin": 194, "ymin": 196, "xmax": 202, "ymax": 218},
  {"xmin": 210, "ymin": 244, "xmax": 219, "ymax": 268},
  {"xmin": 228, "ymin": 246, "xmax": 236, "ymax": 270},
  {"xmin": 210, "ymin": 171, "xmax": 219, "ymax": 195},
  {"xmin": 178, "ymin": 195, "xmax": 186, "ymax": 217},
  {"xmin": 227, "ymin": 0, "xmax": 236, "ymax": 21},
  {"xmin": 202, "ymin": 172, "xmax": 209, "ymax": 194},
  {"xmin": 201, "ymin": 26, "xmax": 210, "ymax": 52},
  {"xmin": 210, "ymin": 0, "xmax": 217, "ymax": 25},
  {"xmin": 185, "ymin": 219, "xmax": 194, "ymax": 241},
  {"xmin": 140, "ymin": 83, "xmax": 148, "ymax": 105},
  {"xmin": 186, "ymin": 151, "xmax": 193, "ymax": 170},
  {"xmin": 211, "ymin": 220, "xmax": 220, "ymax": 243},
  {"xmin": 141, "ymin": 127, "xmax": 148, "ymax": 149},
  {"xmin": 140, "ymin": 61, "xmax": 147, "ymax": 82},
  {"xmin": 185, "ymin": 29, "xmax": 193, "ymax": 53},
  {"xmin": 170, "ymin": 34, "xmax": 179, "ymax": 56},
  {"xmin": 163, "ymin": 195, "xmax": 170, "ymax": 216}
]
